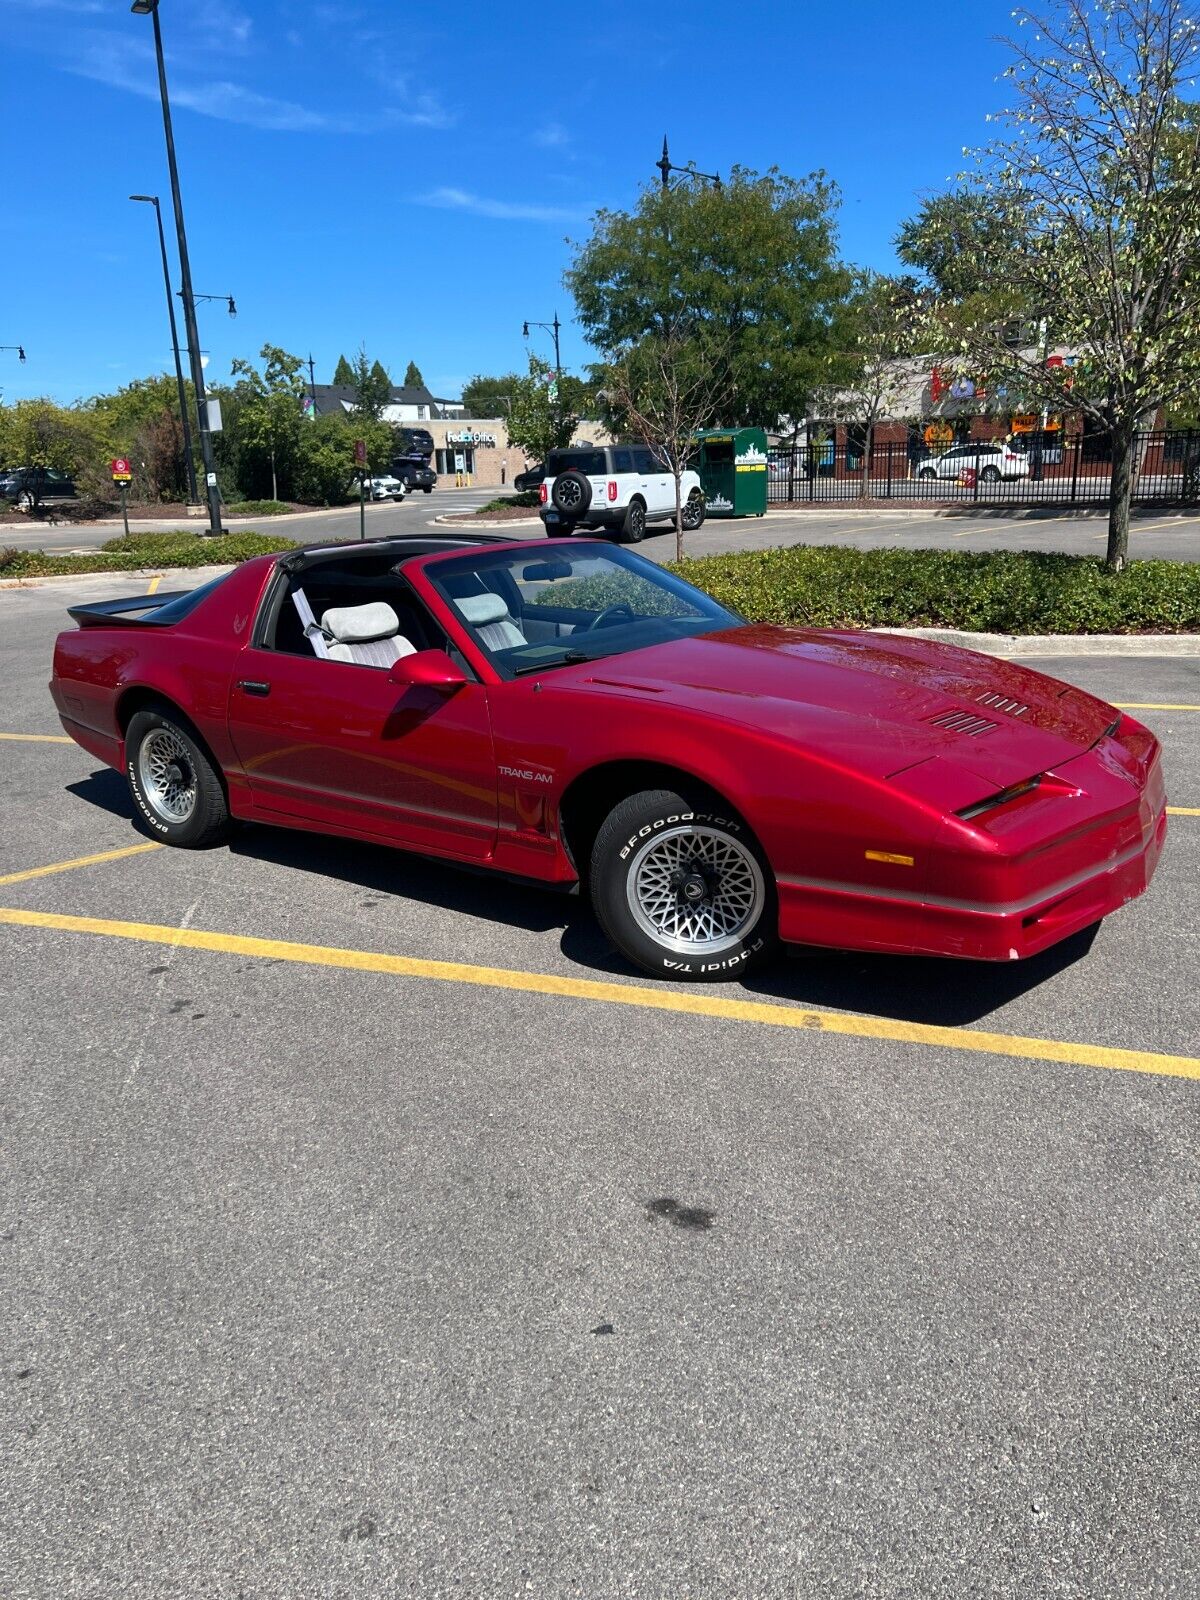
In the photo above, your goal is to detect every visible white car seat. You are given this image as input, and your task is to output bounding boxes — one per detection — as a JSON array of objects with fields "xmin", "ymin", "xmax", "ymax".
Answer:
[
  {"xmin": 320, "ymin": 602, "xmax": 418, "ymax": 668},
  {"xmin": 455, "ymin": 592, "xmax": 526, "ymax": 651}
]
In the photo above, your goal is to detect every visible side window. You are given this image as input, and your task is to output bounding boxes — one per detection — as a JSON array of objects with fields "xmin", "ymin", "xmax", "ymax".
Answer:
[
  {"xmin": 611, "ymin": 448, "xmax": 634, "ymax": 473},
  {"xmin": 632, "ymin": 448, "xmax": 658, "ymax": 474}
]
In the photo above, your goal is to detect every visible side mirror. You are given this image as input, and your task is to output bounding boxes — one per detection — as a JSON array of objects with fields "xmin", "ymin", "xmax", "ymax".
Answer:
[{"xmin": 388, "ymin": 648, "xmax": 467, "ymax": 689}]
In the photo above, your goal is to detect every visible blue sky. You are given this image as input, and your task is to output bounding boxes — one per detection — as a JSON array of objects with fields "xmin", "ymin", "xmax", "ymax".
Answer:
[{"xmin": 0, "ymin": 0, "xmax": 1021, "ymax": 406}]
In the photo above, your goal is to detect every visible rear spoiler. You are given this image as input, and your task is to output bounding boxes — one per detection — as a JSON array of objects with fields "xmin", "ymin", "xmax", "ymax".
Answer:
[{"xmin": 66, "ymin": 592, "xmax": 191, "ymax": 627}]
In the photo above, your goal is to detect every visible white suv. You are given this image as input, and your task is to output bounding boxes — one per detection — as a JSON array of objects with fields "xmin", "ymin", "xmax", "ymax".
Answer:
[
  {"xmin": 539, "ymin": 444, "xmax": 706, "ymax": 542},
  {"xmin": 916, "ymin": 441, "xmax": 1029, "ymax": 483}
]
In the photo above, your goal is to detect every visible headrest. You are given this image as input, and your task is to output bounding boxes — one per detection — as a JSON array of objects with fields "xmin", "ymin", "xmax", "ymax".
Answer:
[
  {"xmin": 456, "ymin": 593, "xmax": 509, "ymax": 627},
  {"xmin": 321, "ymin": 602, "xmax": 400, "ymax": 644}
]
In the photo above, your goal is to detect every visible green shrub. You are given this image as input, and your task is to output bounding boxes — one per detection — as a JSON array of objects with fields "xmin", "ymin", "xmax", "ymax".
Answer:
[
  {"xmin": 225, "ymin": 499, "xmax": 293, "ymax": 517},
  {"xmin": 669, "ymin": 546, "xmax": 1200, "ymax": 634},
  {"xmin": 0, "ymin": 530, "xmax": 297, "ymax": 577},
  {"xmin": 477, "ymin": 491, "xmax": 541, "ymax": 513}
]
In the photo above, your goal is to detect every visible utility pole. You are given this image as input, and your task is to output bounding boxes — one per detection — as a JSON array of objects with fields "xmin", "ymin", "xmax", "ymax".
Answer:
[
  {"xmin": 129, "ymin": 193, "xmax": 198, "ymax": 503},
  {"xmin": 131, "ymin": 0, "xmax": 224, "ymax": 535},
  {"xmin": 306, "ymin": 353, "xmax": 317, "ymax": 414}
]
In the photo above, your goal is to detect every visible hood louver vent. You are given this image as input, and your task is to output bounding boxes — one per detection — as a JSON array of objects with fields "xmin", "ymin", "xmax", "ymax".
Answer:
[
  {"xmin": 929, "ymin": 709, "xmax": 999, "ymax": 737},
  {"xmin": 976, "ymin": 690, "xmax": 1029, "ymax": 717}
]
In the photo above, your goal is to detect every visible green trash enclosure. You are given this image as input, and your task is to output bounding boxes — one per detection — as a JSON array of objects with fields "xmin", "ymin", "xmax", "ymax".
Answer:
[{"xmin": 693, "ymin": 428, "xmax": 769, "ymax": 517}]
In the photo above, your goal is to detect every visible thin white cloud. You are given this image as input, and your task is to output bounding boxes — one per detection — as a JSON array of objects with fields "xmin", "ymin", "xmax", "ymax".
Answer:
[
  {"xmin": 533, "ymin": 121, "xmax": 570, "ymax": 148},
  {"xmin": 67, "ymin": 36, "xmax": 450, "ymax": 133},
  {"xmin": 418, "ymin": 187, "xmax": 585, "ymax": 223}
]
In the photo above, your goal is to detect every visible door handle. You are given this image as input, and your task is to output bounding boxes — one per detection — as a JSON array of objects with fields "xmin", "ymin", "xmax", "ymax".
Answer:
[{"xmin": 236, "ymin": 679, "xmax": 271, "ymax": 697}]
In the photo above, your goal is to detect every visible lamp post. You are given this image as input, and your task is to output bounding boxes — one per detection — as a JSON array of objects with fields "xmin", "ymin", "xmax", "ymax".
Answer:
[
  {"xmin": 129, "ymin": 193, "xmax": 198, "ymax": 503},
  {"xmin": 190, "ymin": 292, "xmax": 237, "ymax": 318},
  {"xmin": 0, "ymin": 345, "xmax": 26, "ymax": 361},
  {"xmin": 130, "ymin": 0, "xmax": 223, "ymax": 535},
  {"xmin": 523, "ymin": 314, "xmax": 562, "ymax": 438},
  {"xmin": 656, "ymin": 135, "xmax": 722, "ymax": 190}
]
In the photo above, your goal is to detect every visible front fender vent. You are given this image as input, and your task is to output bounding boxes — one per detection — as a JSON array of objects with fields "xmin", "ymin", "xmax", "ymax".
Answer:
[
  {"xmin": 928, "ymin": 709, "xmax": 999, "ymax": 737},
  {"xmin": 976, "ymin": 691, "xmax": 1029, "ymax": 717}
]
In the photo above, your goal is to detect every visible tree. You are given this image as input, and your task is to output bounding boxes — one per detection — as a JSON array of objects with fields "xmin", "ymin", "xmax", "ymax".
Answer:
[
  {"xmin": 332, "ymin": 354, "xmax": 355, "ymax": 386},
  {"xmin": 230, "ymin": 344, "xmax": 306, "ymax": 502},
  {"xmin": 919, "ymin": 0, "xmax": 1200, "ymax": 569},
  {"xmin": 461, "ymin": 373, "xmax": 521, "ymax": 417},
  {"xmin": 0, "ymin": 399, "xmax": 100, "ymax": 509},
  {"xmin": 505, "ymin": 356, "xmax": 579, "ymax": 465},
  {"xmin": 896, "ymin": 192, "xmax": 1026, "ymax": 304},
  {"xmin": 606, "ymin": 320, "xmax": 727, "ymax": 558},
  {"xmin": 403, "ymin": 360, "xmax": 425, "ymax": 388},
  {"xmin": 349, "ymin": 347, "xmax": 393, "ymax": 421},
  {"xmin": 568, "ymin": 168, "xmax": 850, "ymax": 429},
  {"xmin": 820, "ymin": 273, "xmax": 921, "ymax": 499}
]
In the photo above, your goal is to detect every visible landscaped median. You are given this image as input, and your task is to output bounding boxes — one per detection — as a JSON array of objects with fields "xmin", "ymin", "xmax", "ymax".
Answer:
[
  {"xmin": 670, "ymin": 546, "xmax": 1200, "ymax": 634},
  {"xmin": 2, "ymin": 533, "xmax": 1199, "ymax": 635},
  {"xmin": 0, "ymin": 529, "xmax": 299, "ymax": 578}
]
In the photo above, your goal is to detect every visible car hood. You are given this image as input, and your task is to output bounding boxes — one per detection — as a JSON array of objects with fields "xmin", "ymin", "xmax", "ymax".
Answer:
[{"xmin": 561, "ymin": 625, "xmax": 1117, "ymax": 788}]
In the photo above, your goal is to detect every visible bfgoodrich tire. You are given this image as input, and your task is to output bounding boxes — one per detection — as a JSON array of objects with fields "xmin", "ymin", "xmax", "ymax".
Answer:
[
  {"xmin": 125, "ymin": 706, "xmax": 231, "ymax": 848},
  {"xmin": 590, "ymin": 788, "xmax": 778, "ymax": 980}
]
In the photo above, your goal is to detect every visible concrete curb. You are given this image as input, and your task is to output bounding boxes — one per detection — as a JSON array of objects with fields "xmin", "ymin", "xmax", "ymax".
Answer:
[
  {"xmin": 879, "ymin": 627, "xmax": 1200, "ymax": 656},
  {"xmin": 0, "ymin": 565, "xmax": 231, "ymax": 591},
  {"xmin": 434, "ymin": 514, "xmax": 540, "ymax": 530}
]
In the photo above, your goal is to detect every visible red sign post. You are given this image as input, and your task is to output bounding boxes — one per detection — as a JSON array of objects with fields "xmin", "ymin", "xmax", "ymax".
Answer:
[{"xmin": 111, "ymin": 458, "xmax": 133, "ymax": 537}]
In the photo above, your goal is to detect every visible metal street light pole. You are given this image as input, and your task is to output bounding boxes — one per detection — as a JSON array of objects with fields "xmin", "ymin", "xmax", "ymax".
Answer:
[
  {"xmin": 0, "ymin": 345, "xmax": 26, "ymax": 361},
  {"xmin": 657, "ymin": 134, "xmax": 722, "ymax": 190},
  {"xmin": 131, "ymin": 0, "xmax": 223, "ymax": 535},
  {"xmin": 129, "ymin": 193, "xmax": 198, "ymax": 503},
  {"xmin": 523, "ymin": 313, "xmax": 564, "ymax": 439}
]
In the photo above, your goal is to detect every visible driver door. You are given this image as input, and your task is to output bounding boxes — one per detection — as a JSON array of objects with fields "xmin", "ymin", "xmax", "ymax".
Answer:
[{"xmin": 226, "ymin": 600, "xmax": 498, "ymax": 861}]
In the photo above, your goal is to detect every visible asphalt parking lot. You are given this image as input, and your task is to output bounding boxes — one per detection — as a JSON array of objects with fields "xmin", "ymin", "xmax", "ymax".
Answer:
[{"xmin": 2, "ymin": 573, "xmax": 1198, "ymax": 1598}]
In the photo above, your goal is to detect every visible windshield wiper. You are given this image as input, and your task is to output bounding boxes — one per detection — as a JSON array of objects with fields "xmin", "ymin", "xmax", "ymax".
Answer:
[{"xmin": 512, "ymin": 649, "xmax": 593, "ymax": 677}]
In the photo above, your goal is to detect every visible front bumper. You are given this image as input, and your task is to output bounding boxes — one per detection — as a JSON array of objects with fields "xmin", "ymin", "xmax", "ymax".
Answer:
[
  {"xmin": 776, "ymin": 734, "xmax": 1167, "ymax": 961},
  {"xmin": 777, "ymin": 805, "xmax": 1165, "ymax": 960}
]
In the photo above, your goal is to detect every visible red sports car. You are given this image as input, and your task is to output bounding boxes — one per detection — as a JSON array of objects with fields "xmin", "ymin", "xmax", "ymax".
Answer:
[{"xmin": 50, "ymin": 536, "xmax": 1166, "ymax": 980}]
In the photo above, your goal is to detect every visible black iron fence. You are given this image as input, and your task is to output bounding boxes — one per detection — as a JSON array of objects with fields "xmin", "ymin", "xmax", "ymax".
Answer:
[{"xmin": 767, "ymin": 430, "xmax": 1200, "ymax": 507}]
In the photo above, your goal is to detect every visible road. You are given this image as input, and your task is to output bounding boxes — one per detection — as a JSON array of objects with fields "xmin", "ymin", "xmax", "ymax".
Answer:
[
  {"xmin": 7, "ymin": 489, "xmax": 1200, "ymax": 562},
  {"xmin": 1, "ymin": 570, "xmax": 1197, "ymax": 1597}
]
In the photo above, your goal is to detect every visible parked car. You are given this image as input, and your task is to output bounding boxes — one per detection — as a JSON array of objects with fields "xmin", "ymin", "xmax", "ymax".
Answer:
[
  {"xmin": 50, "ymin": 535, "xmax": 1166, "ymax": 981},
  {"xmin": 514, "ymin": 465, "xmax": 546, "ymax": 493},
  {"xmin": 363, "ymin": 474, "xmax": 407, "ymax": 502},
  {"xmin": 0, "ymin": 466, "xmax": 77, "ymax": 506},
  {"xmin": 395, "ymin": 427, "xmax": 435, "ymax": 461},
  {"xmin": 540, "ymin": 444, "xmax": 705, "ymax": 541},
  {"xmin": 392, "ymin": 457, "xmax": 437, "ymax": 493},
  {"xmin": 916, "ymin": 442, "xmax": 1029, "ymax": 483}
]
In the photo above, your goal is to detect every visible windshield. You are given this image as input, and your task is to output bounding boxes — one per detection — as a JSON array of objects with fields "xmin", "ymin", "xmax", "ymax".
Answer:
[{"xmin": 424, "ymin": 543, "xmax": 741, "ymax": 680}]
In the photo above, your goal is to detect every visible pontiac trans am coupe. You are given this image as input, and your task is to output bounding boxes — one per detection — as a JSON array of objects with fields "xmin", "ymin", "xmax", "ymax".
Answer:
[{"xmin": 50, "ymin": 536, "xmax": 1166, "ymax": 980}]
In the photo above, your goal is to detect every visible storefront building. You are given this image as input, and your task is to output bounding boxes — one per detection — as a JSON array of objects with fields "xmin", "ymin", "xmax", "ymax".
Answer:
[{"xmin": 426, "ymin": 419, "xmax": 611, "ymax": 488}]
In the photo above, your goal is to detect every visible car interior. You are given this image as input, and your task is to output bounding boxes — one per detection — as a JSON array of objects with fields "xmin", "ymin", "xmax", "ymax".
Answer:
[{"xmin": 264, "ymin": 550, "xmax": 582, "ymax": 673}]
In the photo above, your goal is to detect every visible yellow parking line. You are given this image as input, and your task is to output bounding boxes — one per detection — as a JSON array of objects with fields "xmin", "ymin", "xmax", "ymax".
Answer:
[
  {"xmin": 0, "ymin": 732, "xmax": 73, "ymax": 744},
  {"xmin": 0, "ymin": 904, "xmax": 1197, "ymax": 1081},
  {"xmin": 0, "ymin": 842, "xmax": 161, "ymax": 888},
  {"xmin": 1118, "ymin": 703, "xmax": 1200, "ymax": 712},
  {"xmin": 146, "ymin": 575, "xmax": 162, "ymax": 595},
  {"xmin": 1168, "ymin": 806, "xmax": 1200, "ymax": 816}
]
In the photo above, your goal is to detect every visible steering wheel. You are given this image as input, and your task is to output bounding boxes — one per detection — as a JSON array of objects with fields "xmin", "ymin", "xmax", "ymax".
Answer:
[{"xmin": 583, "ymin": 602, "xmax": 636, "ymax": 633}]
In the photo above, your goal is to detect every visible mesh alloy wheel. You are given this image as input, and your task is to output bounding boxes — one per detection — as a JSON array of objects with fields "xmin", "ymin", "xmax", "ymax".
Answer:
[
  {"xmin": 137, "ymin": 725, "xmax": 198, "ymax": 824},
  {"xmin": 625, "ymin": 824, "xmax": 765, "ymax": 957}
]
